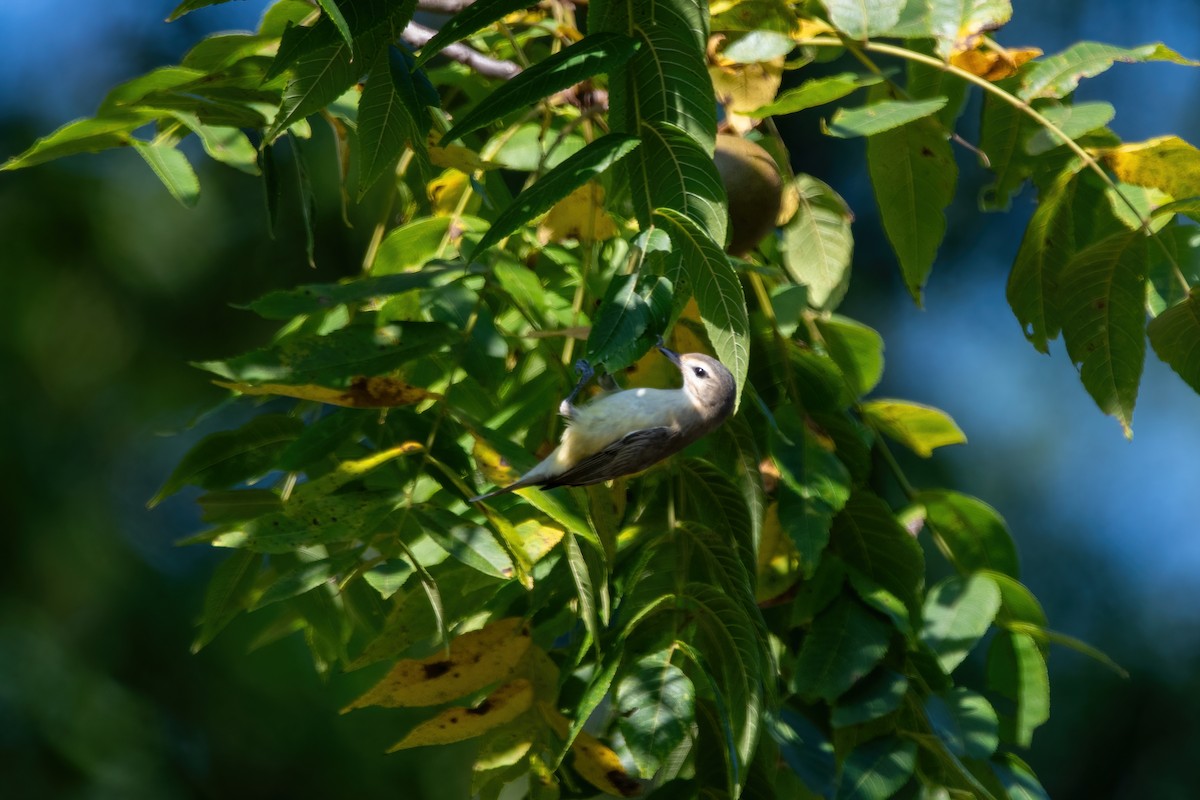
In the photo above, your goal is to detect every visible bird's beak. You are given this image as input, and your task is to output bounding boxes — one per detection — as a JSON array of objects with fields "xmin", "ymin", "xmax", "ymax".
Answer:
[{"xmin": 656, "ymin": 341, "xmax": 682, "ymax": 367}]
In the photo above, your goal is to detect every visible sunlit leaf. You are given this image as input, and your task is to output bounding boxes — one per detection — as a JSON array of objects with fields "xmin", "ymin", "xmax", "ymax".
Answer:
[
  {"xmin": 920, "ymin": 573, "xmax": 1003, "ymax": 674},
  {"xmin": 388, "ymin": 679, "xmax": 534, "ymax": 750},
  {"xmin": 925, "ymin": 688, "xmax": 1000, "ymax": 759},
  {"xmin": 950, "ymin": 44, "xmax": 1041, "ymax": 81},
  {"xmin": 413, "ymin": 0, "xmax": 538, "ymax": 68},
  {"xmin": 1024, "ymin": 101, "xmax": 1114, "ymax": 156},
  {"xmin": 1058, "ymin": 229, "xmax": 1147, "ymax": 437},
  {"xmin": 918, "ymin": 490, "xmax": 1020, "ymax": 577},
  {"xmin": 748, "ymin": 72, "xmax": 883, "ymax": 118},
  {"xmin": 1102, "ymin": 135, "xmax": 1200, "ymax": 201},
  {"xmin": 815, "ymin": 315, "xmax": 884, "ymax": 397},
  {"xmin": 168, "ymin": 0, "xmax": 236, "ymax": 21},
  {"xmin": 860, "ymin": 399, "xmax": 966, "ymax": 457},
  {"xmin": 820, "ymin": 0, "xmax": 906, "ymax": 39},
  {"xmin": 826, "ymin": 97, "xmax": 948, "ymax": 138},
  {"xmin": 1020, "ymin": 41, "xmax": 1200, "ymax": 101},
  {"xmin": 629, "ymin": 122, "xmax": 728, "ymax": 246},
  {"xmin": 927, "ymin": 0, "xmax": 1013, "ymax": 59},
  {"xmin": 133, "ymin": 141, "xmax": 201, "ymax": 207},
  {"xmin": 781, "ymin": 175, "xmax": 854, "ymax": 310},
  {"xmin": 344, "ymin": 617, "xmax": 531, "ymax": 710},
  {"xmin": 240, "ymin": 267, "xmax": 458, "ymax": 319}
]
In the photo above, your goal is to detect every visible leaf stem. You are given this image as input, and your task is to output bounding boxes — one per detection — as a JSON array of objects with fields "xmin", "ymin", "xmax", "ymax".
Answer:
[{"xmin": 798, "ymin": 35, "xmax": 1192, "ymax": 293}]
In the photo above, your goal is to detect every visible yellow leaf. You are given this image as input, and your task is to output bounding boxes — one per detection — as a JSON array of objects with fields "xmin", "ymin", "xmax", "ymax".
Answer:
[
  {"xmin": 709, "ymin": 47, "xmax": 784, "ymax": 135},
  {"xmin": 344, "ymin": 618, "xmax": 532, "ymax": 711},
  {"xmin": 537, "ymin": 182, "xmax": 620, "ymax": 244},
  {"xmin": 949, "ymin": 46, "xmax": 1041, "ymax": 81},
  {"xmin": 502, "ymin": 8, "xmax": 545, "ymax": 25},
  {"xmin": 794, "ymin": 17, "xmax": 835, "ymax": 38},
  {"xmin": 472, "ymin": 712, "xmax": 536, "ymax": 772},
  {"xmin": 756, "ymin": 501, "xmax": 801, "ymax": 602},
  {"xmin": 428, "ymin": 168, "xmax": 477, "ymax": 216},
  {"xmin": 1101, "ymin": 135, "xmax": 1200, "ymax": 201},
  {"xmin": 429, "ymin": 143, "xmax": 491, "ymax": 173},
  {"xmin": 388, "ymin": 679, "xmax": 534, "ymax": 751},
  {"xmin": 214, "ymin": 376, "xmax": 435, "ymax": 408},
  {"xmin": 514, "ymin": 520, "xmax": 564, "ymax": 564},
  {"xmin": 471, "ymin": 436, "xmax": 523, "ymax": 490},
  {"xmin": 539, "ymin": 703, "xmax": 642, "ymax": 797}
]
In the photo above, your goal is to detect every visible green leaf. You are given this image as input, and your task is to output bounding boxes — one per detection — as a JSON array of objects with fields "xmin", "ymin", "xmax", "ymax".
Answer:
[
  {"xmin": 748, "ymin": 72, "xmax": 883, "ymax": 118},
  {"xmin": 267, "ymin": 33, "xmax": 357, "ymax": 140},
  {"xmin": 821, "ymin": 0, "xmax": 906, "ymax": 39},
  {"xmin": 653, "ymin": 207, "xmax": 749, "ymax": 409},
  {"xmin": 151, "ymin": 415, "xmax": 304, "ymax": 506},
  {"xmin": 831, "ymin": 667, "xmax": 908, "ymax": 728},
  {"xmin": 826, "ymin": 97, "xmax": 948, "ymax": 138},
  {"xmin": 678, "ymin": 464, "xmax": 758, "ymax": 579},
  {"xmin": 616, "ymin": 650, "xmax": 696, "ymax": 776},
  {"xmin": 1007, "ymin": 166, "xmax": 1081, "ymax": 352},
  {"xmin": 815, "ymin": 316, "xmax": 884, "ymax": 398},
  {"xmin": 1058, "ymin": 229, "xmax": 1147, "ymax": 437},
  {"xmin": 1148, "ymin": 291, "xmax": 1200, "ymax": 395},
  {"xmin": 132, "ymin": 141, "xmax": 201, "ymax": 207},
  {"xmin": 830, "ymin": 491, "xmax": 924, "ymax": 614},
  {"xmin": 1, "ymin": 111, "xmax": 158, "ymax": 171},
  {"xmin": 987, "ymin": 631, "xmax": 1050, "ymax": 748},
  {"xmin": 562, "ymin": 528, "xmax": 602, "ymax": 649},
  {"xmin": 860, "ymin": 399, "xmax": 965, "ymax": 457},
  {"xmin": 918, "ymin": 491, "xmax": 1020, "ymax": 577},
  {"xmin": 924, "ymin": 688, "xmax": 1000, "ymax": 759},
  {"xmin": 186, "ymin": 122, "xmax": 260, "ymax": 175},
  {"xmin": 241, "ymin": 268, "xmax": 458, "ymax": 319},
  {"xmin": 196, "ymin": 320, "xmax": 456, "ymax": 386},
  {"xmin": 1020, "ymin": 41, "xmax": 1200, "ymax": 101},
  {"xmin": 836, "ymin": 736, "xmax": 916, "ymax": 800},
  {"xmin": 358, "ymin": 46, "xmax": 433, "ymax": 196},
  {"xmin": 215, "ymin": 491, "xmax": 402, "ymax": 553},
  {"xmin": 866, "ymin": 110, "xmax": 957, "ymax": 301},
  {"xmin": 255, "ymin": 555, "xmax": 343, "ymax": 609},
  {"xmin": 443, "ymin": 33, "xmax": 639, "ymax": 143},
  {"xmin": 99, "ymin": 66, "xmax": 208, "ymax": 111},
  {"xmin": 991, "ymin": 753, "xmax": 1051, "ymax": 800},
  {"xmin": 469, "ymin": 133, "xmax": 640, "ymax": 258},
  {"xmin": 927, "ymin": 0, "xmax": 1013, "ymax": 59},
  {"xmin": 588, "ymin": 274, "xmax": 674, "ymax": 372},
  {"xmin": 770, "ymin": 709, "xmax": 836, "ymax": 799},
  {"xmin": 168, "ymin": 0, "xmax": 236, "ymax": 21},
  {"xmin": 192, "ymin": 550, "xmax": 260, "ymax": 652},
  {"xmin": 596, "ymin": 0, "xmax": 716, "ymax": 151},
  {"xmin": 792, "ymin": 595, "xmax": 892, "ymax": 703},
  {"xmin": 781, "ymin": 175, "xmax": 854, "ymax": 310},
  {"xmin": 628, "ymin": 121, "xmax": 728, "ymax": 247},
  {"xmin": 414, "ymin": 0, "xmax": 537, "ymax": 68},
  {"xmin": 1025, "ymin": 101, "xmax": 1115, "ymax": 155},
  {"xmin": 985, "ymin": 571, "xmax": 1047, "ymax": 627},
  {"xmin": 978, "ymin": 79, "xmax": 1032, "ymax": 211},
  {"xmin": 920, "ymin": 573, "xmax": 1003, "ymax": 674},
  {"xmin": 316, "ymin": 0, "xmax": 354, "ymax": 49}
]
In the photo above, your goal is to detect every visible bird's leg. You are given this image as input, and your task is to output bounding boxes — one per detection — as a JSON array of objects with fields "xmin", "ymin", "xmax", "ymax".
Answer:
[
  {"xmin": 655, "ymin": 336, "xmax": 682, "ymax": 367},
  {"xmin": 559, "ymin": 359, "xmax": 595, "ymax": 418}
]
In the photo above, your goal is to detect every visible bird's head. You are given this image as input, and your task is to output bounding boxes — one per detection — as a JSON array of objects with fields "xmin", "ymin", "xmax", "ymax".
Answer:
[{"xmin": 657, "ymin": 345, "xmax": 737, "ymax": 422}]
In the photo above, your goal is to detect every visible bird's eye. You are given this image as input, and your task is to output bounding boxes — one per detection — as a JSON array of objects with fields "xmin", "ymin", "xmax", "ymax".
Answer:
[{"xmin": 693, "ymin": 367, "xmax": 707, "ymax": 378}]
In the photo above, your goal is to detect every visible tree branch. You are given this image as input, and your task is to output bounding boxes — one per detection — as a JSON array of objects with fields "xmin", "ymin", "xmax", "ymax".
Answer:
[
  {"xmin": 416, "ymin": 0, "xmax": 477, "ymax": 13},
  {"xmin": 402, "ymin": 21, "xmax": 523, "ymax": 80}
]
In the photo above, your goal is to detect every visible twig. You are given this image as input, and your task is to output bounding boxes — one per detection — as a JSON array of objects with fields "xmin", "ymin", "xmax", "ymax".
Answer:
[
  {"xmin": 417, "ymin": 0, "xmax": 477, "ymax": 13},
  {"xmin": 402, "ymin": 21, "xmax": 523, "ymax": 80}
]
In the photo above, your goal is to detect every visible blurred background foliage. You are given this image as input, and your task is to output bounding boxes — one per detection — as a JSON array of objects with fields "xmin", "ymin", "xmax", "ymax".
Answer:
[{"xmin": 2, "ymin": 1, "xmax": 1199, "ymax": 798}]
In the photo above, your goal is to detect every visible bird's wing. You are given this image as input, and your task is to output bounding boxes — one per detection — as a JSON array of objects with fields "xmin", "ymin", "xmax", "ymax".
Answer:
[{"xmin": 540, "ymin": 426, "xmax": 684, "ymax": 488}]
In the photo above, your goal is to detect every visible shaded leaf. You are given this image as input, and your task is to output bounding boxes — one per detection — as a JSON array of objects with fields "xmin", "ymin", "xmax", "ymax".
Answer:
[
  {"xmin": 388, "ymin": 679, "xmax": 533, "ymax": 750},
  {"xmin": 168, "ymin": 0, "xmax": 236, "ymax": 21},
  {"xmin": 629, "ymin": 122, "xmax": 728, "ymax": 247},
  {"xmin": 1, "ymin": 110, "xmax": 158, "ymax": 171},
  {"xmin": 792, "ymin": 595, "xmax": 892, "ymax": 702},
  {"xmin": 133, "ymin": 141, "xmax": 201, "ymax": 207},
  {"xmin": 830, "ymin": 491, "xmax": 924, "ymax": 614},
  {"xmin": 414, "ymin": 0, "xmax": 538, "ymax": 68},
  {"xmin": 1148, "ymin": 291, "xmax": 1200, "ymax": 395},
  {"xmin": 616, "ymin": 650, "xmax": 696, "ymax": 776},
  {"xmin": 860, "ymin": 399, "xmax": 966, "ymax": 457},
  {"xmin": 469, "ymin": 134, "xmax": 640, "ymax": 258},
  {"xmin": 987, "ymin": 631, "xmax": 1050, "ymax": 747},
  {"xmin": 867, "ymin": 109, "xmax": 957, "ymax": 301},
  {"xmin": 241, "ymin": 268, "xmax": 458, "ymax": 319},
  {"xmin": 192, "ymin": 550, "xmax": 260, "ymax": 652},
  {"xmin": 770, "ymin": 709, "xmax": 836, "ymax": 799},
  {"xmin": 1058, "ymin": 229, "xmax": 1147, "ymax": 437},
  {"xmin": 443, "ymin": 33, "xmax": 639, "ymax": 143},
  {"xmin": 358, "ymin": 46, "xmax": 432, "ymax": 195},
  {"xmin": 836, "ymin": 736, "xmax": 916, "ymax": 800},
  {"xmin": 214, "ymin": 376, "xmax": 433, "ymax": 408},
  {"xmin": 991, "ymin": 753, "xmax": 1051, "ymax": 800},
  {"xmin": 831, "ymin": 667, "xmax": 908, "ymax": 728},
  {"xmin": 924, "ymin": 688, "xmax": 1000, "ymax": 759}
]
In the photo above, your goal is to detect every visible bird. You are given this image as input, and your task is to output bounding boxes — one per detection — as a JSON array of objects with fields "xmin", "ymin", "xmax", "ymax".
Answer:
[{"xmin": 469, "ymin": 342, "xmax": 737, "ymax": 502}]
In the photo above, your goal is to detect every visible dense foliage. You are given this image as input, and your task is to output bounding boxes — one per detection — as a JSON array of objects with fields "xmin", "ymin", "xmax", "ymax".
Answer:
[{"xmin": 8, "ymin": 0, "xmax": 1200, "ymax": 797}]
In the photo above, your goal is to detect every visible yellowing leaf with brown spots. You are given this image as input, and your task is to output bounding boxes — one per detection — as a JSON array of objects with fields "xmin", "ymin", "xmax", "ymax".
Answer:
[
  {"xmin": 471, "ymin": 437, "xmax": 522, "ymax": 489},
  {"xmin": 513, "ymin": 520, "xmax": 564, "ymax": 564},
  {"xmin": 429, "ymin": 143, "xmax": 491, "ymax": 173},
  {"xmin": 540, "ymin": 703, "xmax": 641, "ymax": 797},
  {"xmin": 387, "ymin": 679, "xmax": 534, "ymax": 751},
  {"xmin": 950, "ymin": 46, "xmax": 1041, "ymax": 81},
  {"xmin": 1100, "ymin": 135, "xmax": 1200, "ymax": 201},
  {"xmin": 344, "ymin": 618, "xmax": 532, "ymax": 711},
  {"xmin": 710, "ymin": 57, "xmax": 784, "ymax": 134},
  {"xmin": 536, "ymin": 183, "xmax": 620, "ymax": 244},
  {"xmin": 214, "ymin": 376, "xmax": 434, "ymax": 408}
]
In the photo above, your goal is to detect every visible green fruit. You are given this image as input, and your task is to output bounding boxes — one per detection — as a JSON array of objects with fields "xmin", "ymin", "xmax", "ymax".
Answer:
[{"xmin": 714, "ymin": 134, "xmax": 784, "ymax": 256}]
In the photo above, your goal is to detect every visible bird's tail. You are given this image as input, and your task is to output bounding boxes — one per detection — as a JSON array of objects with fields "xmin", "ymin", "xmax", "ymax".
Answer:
[{"xmin": 468, "ymin": 478, "xmax": 531, "ymax": 503}]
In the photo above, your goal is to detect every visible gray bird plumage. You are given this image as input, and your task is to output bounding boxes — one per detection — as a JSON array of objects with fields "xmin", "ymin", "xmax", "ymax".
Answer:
[{"xmin": 469, "ymin": 346, "xmax": 736, "ymax": 502}]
